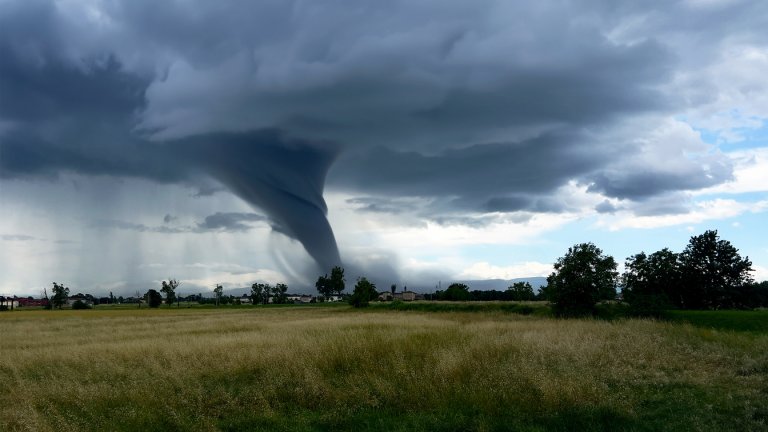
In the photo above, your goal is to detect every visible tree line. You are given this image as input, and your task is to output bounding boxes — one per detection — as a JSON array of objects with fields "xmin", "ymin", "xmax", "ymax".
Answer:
[
  {"xmin": 542, "ymin": 230, "xmax": 765, "ymax": 317},
  {"xmin": 423, "ymin": 229, "xmax": 766, "ymax": 317}
]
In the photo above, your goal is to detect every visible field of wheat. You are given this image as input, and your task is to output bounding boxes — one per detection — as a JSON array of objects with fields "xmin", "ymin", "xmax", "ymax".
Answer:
[{"xmin": 1, "ymin": 306, "xmax": 766, "ymax": 431}]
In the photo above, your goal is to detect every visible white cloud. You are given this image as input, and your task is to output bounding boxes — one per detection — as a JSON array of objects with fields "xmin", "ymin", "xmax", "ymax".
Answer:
[
  {"xmin": 455, "ymin": 261, "xmax": 553, "ymax": 280},
  {"xmin": 681, "ymin": 44, "xmax": 768, "ymax": 141},
  {"xmin": 182, "ymin": 269, "xmax": 287, "ymax": 292},
  {"xmin": 694, "ymin": 147, "xmax": 768, "ymax": 195},
  {"xmin": 599, "ymin": 198, "xmax": 768, "ymax": 230},
  {"xmin": 752, "ymin": 265, "xmax": 768, "ymax": 282}
]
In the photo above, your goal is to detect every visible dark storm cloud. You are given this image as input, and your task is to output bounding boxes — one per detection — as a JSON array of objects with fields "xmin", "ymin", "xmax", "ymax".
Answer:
[
  {"xmin": 1, "ymin": 0, "xmax": 758, "ymax": 274},
  {"xmin": 627, "ymin": 194, "xmax": 692, "ymax": 217},
  {"xmin": 595, "ymin": 200, "xmax": 619, "ymax": 214},
  {"xmin": 197, "ymin": 212, "xmax": 267, "ymax": 232},
  {"xmin": 330, "ymin": 131, "xmax": 611, "ymax": 212},
  {"xmin": 586, "ymin": 161, "xmax": 733, "ymax": 200},
  {"xmin": 92, "ymin": 219, "xmax": 188, "ymax": 234},
  {"xmin": 346, "ymin": 197, "xmax": 416, "ymax": 215},
  {"xmin": 190, "ymin": 185, "xmax": 226, "ymax": 198},
  {"xmin": 94, "ymin": 212, "xmax": 268, "ymax": 234},
  {"xmin": 484, "ymin": 196, "xmax": 568, "ymax": 214}
]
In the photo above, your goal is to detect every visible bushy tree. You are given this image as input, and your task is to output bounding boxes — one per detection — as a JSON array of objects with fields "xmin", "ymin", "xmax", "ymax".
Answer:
[
  {"xmin": 315, "ymin": 274, "xmax": 332, "ymax": 300},
  {"xmin": 678, "ymin": 230, "xmax": 753, "ymax": 309},
  {"xmin": 442, "ymin": 283, "xmax": 470, "ymax": 301},
  {"xmin": 546, "ymin": 243, "xmax": 617, "ymax": 317},
  {"xmin": 316, "ymin": 266, "xmax": 346, "ymax": 300},
  {"xmin": 330, "ymin": 266, "xmax": 345, "ymax": 297},
  {"xmin": 251, "ymin": 282, "xmax": 271, "ymax": 305},
  {"xmin": 622, "ymin": 248, "xmax": 678, "ymax": 317},
  {"xmin": 736, "ymin": 281, "xmax": 768, "ymax": 309},
  {"xmin": 72, "ymin": 300, "xmax": 91, "ymax": 310},
  {"xmin": 145, "ymin": 289, "xmax": 162, "ymax": 308},
  {"xmin": 271, "ymin": 283, "xmax": 288, "ymax": 304},
  {"xmin": 507, "ymin": 282, "xmax": 535, "ymax": 301},
  {"xmin": 160, "ymin": 279, "xmax": 179, "ymax": 307},
  {"xmin": 51, "ymin": 282, "xmax": 70, "ymax": 310},
  {"xmin": 349, "ymin": 277, "xmax": 378, "ymax": 308}
]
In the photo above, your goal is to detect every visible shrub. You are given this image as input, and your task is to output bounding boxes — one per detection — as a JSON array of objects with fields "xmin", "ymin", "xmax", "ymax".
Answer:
[
  {"xmin": 349, "ymin": 278, "xmax": 378, "ymax": 308},
  {"xmin": 72, "ymin": 300, "xmax": 91, "ymax": 310}
]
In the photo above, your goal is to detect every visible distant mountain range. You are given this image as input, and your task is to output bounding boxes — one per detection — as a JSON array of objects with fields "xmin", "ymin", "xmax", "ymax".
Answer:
[{"xmin": 216, "ymin": 277, "xmax": 548, "ymax": 297}]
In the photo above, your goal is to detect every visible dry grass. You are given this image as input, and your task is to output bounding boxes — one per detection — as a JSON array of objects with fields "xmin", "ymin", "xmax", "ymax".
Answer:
[{"xmin": 1, "ymin": 307, "xmax": 766, "ymax": 431}]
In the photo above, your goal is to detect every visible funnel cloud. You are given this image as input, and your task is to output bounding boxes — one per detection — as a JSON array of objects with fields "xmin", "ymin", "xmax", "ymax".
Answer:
[{"xmin": 186, "ymin": 131, "xmax": 342, "ymax": 272}]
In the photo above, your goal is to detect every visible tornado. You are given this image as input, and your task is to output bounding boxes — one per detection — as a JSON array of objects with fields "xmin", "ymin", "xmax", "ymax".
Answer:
[{"xmin": 189, "ymin": 131, "xmax": 342, "ymax": 272}]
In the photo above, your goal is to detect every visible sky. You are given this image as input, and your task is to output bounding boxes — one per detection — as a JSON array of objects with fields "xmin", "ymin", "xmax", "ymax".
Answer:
[{"xmin": 1, "ymin": 0, "xmax": 767, "ymax": 297}]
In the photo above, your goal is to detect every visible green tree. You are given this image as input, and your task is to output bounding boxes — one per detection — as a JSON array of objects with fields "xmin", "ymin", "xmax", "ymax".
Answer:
[
  {"xmin": 507, "ymin": 282, "xmax": 535, "ymax": 301},
  {"xmin": 442, "ymin": 283, "xmax": 470, "ymax": 301},
  {"xmin": 622, "ymin": 248, "xmax": 678, "ymax": 316},
  {"xmin": 546, "ymin": 243, "xmax": 618, "ymax": 317},
  {"xmin": 72, "ymin": 300, "xmax": 91, "ymax": 310},
  {"xmin": 330, "ymin": 266, "xmax": 346, "ymax": 297},
  {"xmin": 51, "ymin": 282, "xmax": 70, "ymax": 310},
  {"xmin": 251, "ymin": 282, "xmax": 270, "ymax": 305},
  {"xmin": 271, "ymin": 283, "xmax": 288, "ymax": 304},
  {"xmin": 316, "ymin": 266, "xmax": 345, "ymax": 301},
  {"xmin": 160, "ymin": 279, "xmax": 179, "ymax": 307},
  {"xmin": 315, "ymin": 275, "xmax": 332, "ymax": 300},
  {"xmin": 677, "ymin": 230, "xmax": 753, "ymax": 309},
  {"xmin": 214, "ymin": 284, "xmax": 223, "ymax": 307},
  {"xmin": 349, "ymin": 277, "xmax": 378, "ymax": 308},
  {"xmin": 145, "ymin": 289, "xmax": 162, "ymax": 308}
]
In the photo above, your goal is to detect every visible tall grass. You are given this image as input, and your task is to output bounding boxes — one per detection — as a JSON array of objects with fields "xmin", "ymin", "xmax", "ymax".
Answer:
[{"xmin": 1, "ymin": 308, "xmax": 766, "ymax": 431}]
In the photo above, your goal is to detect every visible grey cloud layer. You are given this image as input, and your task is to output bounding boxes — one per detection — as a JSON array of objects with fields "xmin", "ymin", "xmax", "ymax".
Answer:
[
  {"xmin": 1, "ymin": 0, "xmax": 760, "ymax": 273},
  {"xmin": 94, "ymin": 212, "xmax": 267, "ymax": 233}
]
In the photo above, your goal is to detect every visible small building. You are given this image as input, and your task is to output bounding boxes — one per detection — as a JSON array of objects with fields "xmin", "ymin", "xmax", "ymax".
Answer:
[
  {"xmin": 17, "ymin": 298, "xmax": 49, "ymax": 307},
  {"xmin": 67, "ymin": 295, "xmax": 93, "ymax": 307},
  {"xmin": 0, "ymin": 296, "xmax": 20, "ymax": 310},
  {"xmin": 393, "ymin": 291, "xmax": 417, "ymax": 301}
]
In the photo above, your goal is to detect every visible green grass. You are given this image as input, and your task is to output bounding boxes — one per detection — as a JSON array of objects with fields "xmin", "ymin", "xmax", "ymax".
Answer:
[
  {"xmin": 1, "ymin": 307, "xmax": 766, "ymax": 431},
  {"xmin": 666, "ymin": 309, "xmax": 768, "ymax": 333},
  {"xmin": 369, "ymin": 300, "xmax": 548, "ymax": 316}
]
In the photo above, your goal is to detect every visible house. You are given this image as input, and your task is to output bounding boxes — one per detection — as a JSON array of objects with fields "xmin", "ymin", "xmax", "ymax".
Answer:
[
  {"xmin": 378, "ymin": 292, "xmax": 394, "ymax": 301},
  {"xmin": 288, "ymin": 294, "xmax": 315, "ymax": 304},
  {"xmin": 17, "ymin": 298, "xmax": 49, "ymax": 307},
  {"xmin": 239, "ymin": 294, "xmax": 252, "ymax": 304},
  {"xmin": 66, "ymin": 294, "xmax": 93, "ymax": 307},
  {"xmin": 0, "ymin": 296, "xmax": 20, "ymax": 310},
  {"xmin": 393, "ymin": 291, "xmax": 417, "ymax": 301}
]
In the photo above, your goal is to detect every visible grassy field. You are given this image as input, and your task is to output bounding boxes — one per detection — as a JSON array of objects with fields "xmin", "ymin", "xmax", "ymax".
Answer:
[
  {"xmin": 1, "ymin": 306, "xmax": 766, "ymax": 431},
  {"xmin": 666, "ymin": 309, "xmax": 768, "ymax": 333}
]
